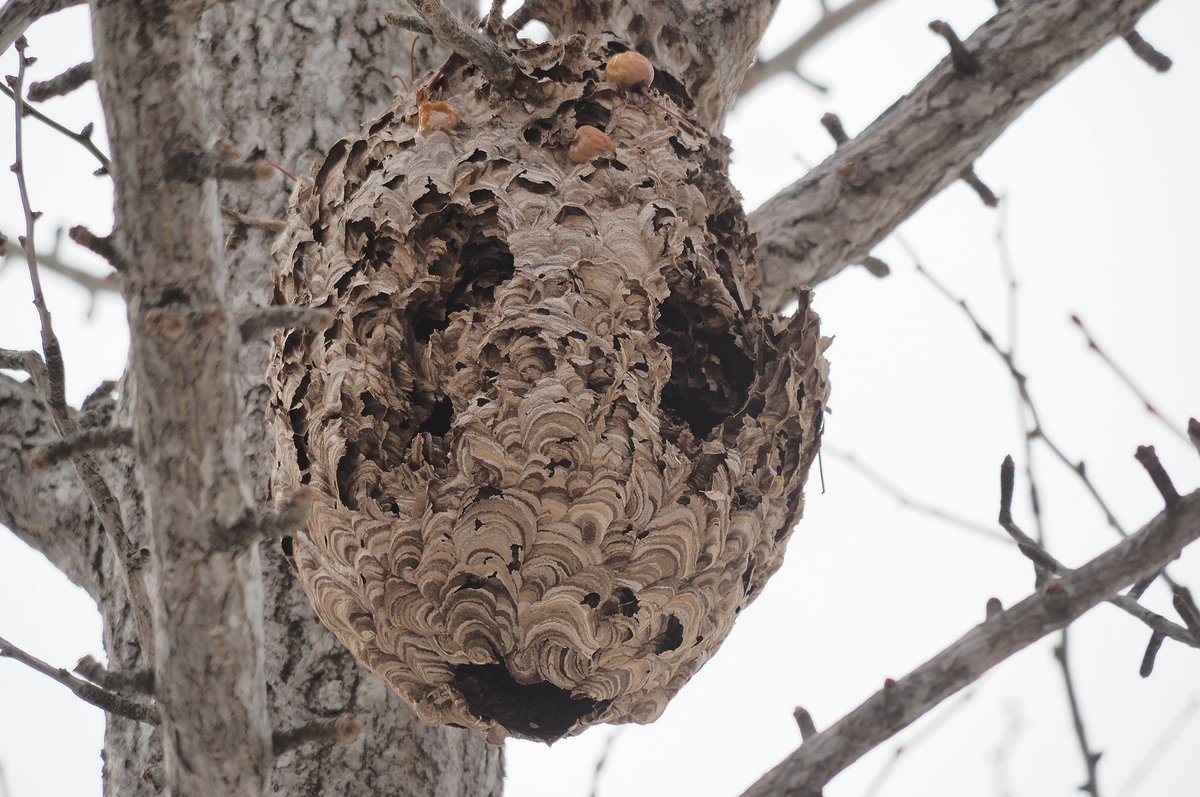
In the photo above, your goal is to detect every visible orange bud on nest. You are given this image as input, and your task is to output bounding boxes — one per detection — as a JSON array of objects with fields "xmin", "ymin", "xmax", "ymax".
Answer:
[
  {"xmin": 568, "ymin": 125, "xmax": 616, "ymax": 163},
  {"xmin": 606, "ymin": 51, "xmax": 654, "ymax": 91},
  {"xmin": 418, "ymin": 101, "xmax": 459, "ymax": 132}
]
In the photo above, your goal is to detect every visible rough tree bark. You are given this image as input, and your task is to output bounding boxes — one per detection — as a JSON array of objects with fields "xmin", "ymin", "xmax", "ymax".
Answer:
[{"xmin": 0, "ymin": 0, "xmax": 1181, "ymax": 795}]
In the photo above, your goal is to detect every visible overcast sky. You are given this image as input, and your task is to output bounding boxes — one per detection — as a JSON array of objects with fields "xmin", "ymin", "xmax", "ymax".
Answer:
[{"xmin": 2, "ymin": 2, "xmax": 1198, "ymax": 796}]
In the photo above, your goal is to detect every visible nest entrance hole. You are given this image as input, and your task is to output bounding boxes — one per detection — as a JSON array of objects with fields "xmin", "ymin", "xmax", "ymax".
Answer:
[
  {"xmin": 656, "ymin": 283, "xmax": 754, "ymax": 439},
  {"xmin": 411, "ymin": 209, "xmax": 515, "ymax": 343},
  {"xmin": 454, "ymin": 663, "xmax": 610, "ymax": 741}
]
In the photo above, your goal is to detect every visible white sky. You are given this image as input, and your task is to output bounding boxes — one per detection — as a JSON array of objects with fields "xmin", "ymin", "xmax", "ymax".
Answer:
[{"xmin": 2, "ymin": 2, "xmax": 1198, "ymax": 796}]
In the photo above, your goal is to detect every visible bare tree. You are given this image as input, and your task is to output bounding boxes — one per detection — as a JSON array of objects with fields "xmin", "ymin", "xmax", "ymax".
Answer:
[{"xmin": 0, "ymin": 1, "xmax": 1195, "ymax": 796}]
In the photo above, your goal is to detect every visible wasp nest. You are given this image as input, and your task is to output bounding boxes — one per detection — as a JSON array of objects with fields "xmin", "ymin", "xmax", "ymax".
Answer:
[{"xmin": 269, "ymin": 36, "xmax": 828, "ymax": 742}]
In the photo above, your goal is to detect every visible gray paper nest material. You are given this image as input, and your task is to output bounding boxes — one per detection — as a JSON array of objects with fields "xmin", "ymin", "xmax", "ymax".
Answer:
[{"xmin": 268, "ymin": 35, "xmax": 829, "ymax": 743}]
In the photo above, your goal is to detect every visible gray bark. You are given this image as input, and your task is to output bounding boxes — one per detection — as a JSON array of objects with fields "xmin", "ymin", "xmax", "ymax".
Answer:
[{"xmin": 0, "ymin": 375, "xmax": 104, "ymax": 596}]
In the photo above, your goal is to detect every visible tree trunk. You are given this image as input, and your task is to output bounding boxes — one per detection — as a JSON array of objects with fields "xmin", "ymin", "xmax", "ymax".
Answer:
[{"xmin": 88, "ymin": 0, "xmax": 502, "ymax": 794}]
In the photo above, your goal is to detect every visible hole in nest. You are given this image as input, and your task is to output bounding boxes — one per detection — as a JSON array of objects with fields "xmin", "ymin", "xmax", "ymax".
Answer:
[
  {"xmin": 280, "ymin": 536, "xmax": 294, "ymax": 556},
  {"xmin": 652, "ymin": 615, "xmax": 684, "ymax": 654},
  {"xmin": 417, "ymin": 397, "xmax": 453, "ymax": 436},
  {"xmin": 656, "ymin": 282, "xmax": 754, "ymax": 439},
  {"xmin": 574, "ymin": 101, "xmax": 611, "ymax": 131},
  {"xmin": 600, "ymin": 587, "xmax": 639, "ymax": 618},
  {"xmin": 410, "ymin": 211, "xmax": 514, "ymax": 342},
  {"xmin": 454, "ymin": 663, "xmax": 610, "ymax": 741},
  {"xmin": 336, "ymin": 443, "xmax": 361, "ymax": 510},
  {"xmin": 512, "ymin": 174, "xmax": 556, "ymax": 195}
]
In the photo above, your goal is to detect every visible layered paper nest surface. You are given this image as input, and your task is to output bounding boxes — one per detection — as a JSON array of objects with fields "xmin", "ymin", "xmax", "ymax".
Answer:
[{"xmin": 269, "ymin": 36, "xmax": 828, "ymax": 742}]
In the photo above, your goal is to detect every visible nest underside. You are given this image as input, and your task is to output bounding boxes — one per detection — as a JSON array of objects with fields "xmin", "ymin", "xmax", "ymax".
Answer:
[{"xmin": 269, "ymin": 34, "xmax": 828, "ymax": 742}]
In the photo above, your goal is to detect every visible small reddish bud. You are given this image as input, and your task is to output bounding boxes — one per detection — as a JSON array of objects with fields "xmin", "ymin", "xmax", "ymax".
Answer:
[
  {"xmin": 606, "ymin": 51, "xmax": 655, "ymax": 91},
  {"xmin": 418, "ymin": 100, "xmax": 459, "ymax": 132},
  {"xmin": 568, "ymin": 125, "xmax": 616, "ymax": 163}
]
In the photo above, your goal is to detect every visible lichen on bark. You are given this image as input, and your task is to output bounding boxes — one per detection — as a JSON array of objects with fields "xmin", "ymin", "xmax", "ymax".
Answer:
[{"xmin": 269, "ymin": 33, "xmax": 828, "ymax": 742}]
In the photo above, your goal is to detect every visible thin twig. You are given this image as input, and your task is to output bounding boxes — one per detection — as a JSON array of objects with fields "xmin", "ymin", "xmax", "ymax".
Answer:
[
  {"xmin": 68, "ymin": 224, "xmax": 126, "ymax": 270},
  {"xmin": 0, "ymin": 80, "xmax": 110, "ymax": 173},
  {"xmin": 1122, "ymin": 30, "xmax": 1172, "ymax": 72},
  {"xmin": 27, "ymin": 59, "xmax": 92, "ymax": 101},
  {"xmin": 1, "ymin": 226, "xmax": 119, "ymax": 300},
  {"xmin": 794, "ymin": 706, "xmax": 818, "ymax": 740},
  {"xmin": 740, "ymin": 490, "xmax": 1200, "ymax": 797},
  {"xmin": 10, "ymin": 40, "xmax": 68, "ymax": 414},
  {"xmin": 1071, "ymin": 314, "xmax": 1189, "ymax": 446},
  {"xmin": 1173, "ymin": 588, "xmax": 1200, "ymax": 641},
  {"xmin": 1138, "ymin": 630, "xmax": 1165, "ymax": 678},
  {"xmin": 220, "ymin": 206, "xmax": 286, "ymax": 233},
  {"xmin": 990, "ymin": 703, "xmax": 1023, "ymax": 797},
  {"xmin": 1000, "ymin": 460, "xmax": 1197, "ymax": 648},
  {"xmin": 272, "ymin": 714, "xmax": 363, "ymax": 755},
  {"xmin": 238, "ymin": 306, "xmax": 332, "ymax": 342},
  {"xmin": 1106, "ymin": 596, "xmax": 1197, "ymax": 649},
  {"xmin": 405, "ymin": 0, "xmax": 519, "ymax": 89},
  {"xmin": 0, "ymin": 347, "xmax": 47, "ymax": 392},
  {"xmin": 8, "ymin": 39, "xmax": 154, "ymax": 660},
  {"xmin": 484, "ymin": 0, "xmax": 504, "ymax": 31},
  {"xmin": 74, "ymin": 654, "xmax": 154, "ymax": 694},
  {"xmin": 929, "ymin": 20, "xmax": 982, "ymax": 76},
  {"xmin": 1133, "ymin": 445, "xmax": 1181, "ymax": 508},
  {"xmin": 907, "ymin": 249, "xmax": 1148, "ymax": 548},
  {"xmin": 960, "ymin": 164, "xmax": 999, "ymax": 207},
  {"xmin": 825, "ymin": 445, "xmax": 1008, "ymax": 543},
  {"xmin": 991, "ymin": 206, "xmax": 1045, "ymax": 546},
  {"xmin": 27, "ymin": 425, "xmax": 133, "ymax": 469},
  {"xmin": 383, "ymin": 9, "xmax": 434, "ymax": 35},
  {"xmin": 0, "ymin": 636, "xmax": 158, "ymax": 724},
  {"xmin": 739, "ymin": 0, "xmax": 891, "ymax": 97},
  {"xmin": 588, "ymin": 728, "xmax": 622, "ymax": 797},
  {"xmin": 1114, "ymin": 693, "xmax": 1199, "ymax": 797},
  {"xmin": 1055, "ymin": 629, "xmax": 1102, "ymax": 797},
  {"xmin": 999, "ymin": 456, "xmax": 1063, "ymax": 579},
  {"xmin": 819, "ymin": 112, "xmax": 849, "ymax": 146},
  {"xmin": 861, "ymin": 691, "xmax": 975, "ymax": 797},
  {"xmin": 219, "ymin": 488, "xmax": 317, "ymax": 551}
]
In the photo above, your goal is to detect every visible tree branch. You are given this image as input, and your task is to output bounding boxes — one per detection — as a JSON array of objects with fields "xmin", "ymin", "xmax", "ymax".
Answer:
[
  {"xmin": 0, "ymin": 81, "xmax": 110, "ymax": 174},
  {"xmin": 27, "ymin": 59, "xmax": 93, "ymax": 101},
  {"xmin": 404, "ymin": 0, "xmax": 520, "ymax": 89},
  {"xmin": 751, "ymin": 0, "xmax": 1163, "ymax": 311},
  {"xmin": 741, "ymin": 488, "xmax": 1200, "ymax": 797},
  {"xmin": 1, "ymin": 227, "xmax": 120, "ymax": 299},
  {"xmin": 0, "ymin": 0, "xmax": 82, "ymax": 54},
  {"xmin": 0, "ymin": 374, "xmax": 104, "ymax": 596},
  {"xmin": 0, "ymin": 635, "xmax": 158, "ymax": 724},
  {"xmin": 739, "ymin": 0, "xmax": 891, "ymax": 97}
]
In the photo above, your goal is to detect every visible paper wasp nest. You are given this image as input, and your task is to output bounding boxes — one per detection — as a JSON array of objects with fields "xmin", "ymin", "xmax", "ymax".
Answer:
[{"xmin": 269, "ymin": 35, "xmax": 828, "ymax": 742}]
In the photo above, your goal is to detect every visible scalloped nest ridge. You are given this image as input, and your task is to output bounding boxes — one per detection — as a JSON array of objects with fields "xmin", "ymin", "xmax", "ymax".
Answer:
[{"xmin": 268, "ymin": 35, "xmax": 829, "ymax": 742}]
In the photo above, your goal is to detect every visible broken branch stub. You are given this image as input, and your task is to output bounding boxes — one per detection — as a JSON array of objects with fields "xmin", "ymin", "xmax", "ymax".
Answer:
[{"xmin": 268, "ymin": 37, "xmax": 828, "ymax": 742}]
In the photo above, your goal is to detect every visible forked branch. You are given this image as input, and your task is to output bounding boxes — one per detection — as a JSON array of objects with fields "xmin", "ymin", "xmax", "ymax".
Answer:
[
  {"xmin": 0, "ymin": 635, "xmax": 159, "ymax": 724},
  {"xmin": 403, "ymin": 0, "xmax": 520, "ymax": 88},
  {"xmin": 751, "ymin": 0, "xmax": 1165, "ymax": 310},
  {"xmin": 741, "ymin": 489, "xmax": 1200, "ymax": 797}
]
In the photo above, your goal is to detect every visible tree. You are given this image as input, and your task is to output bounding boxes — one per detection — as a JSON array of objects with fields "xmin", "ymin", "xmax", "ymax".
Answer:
[{"xmin": 1, "ymin": 0, "xmax": 1196, "ymax": 795}]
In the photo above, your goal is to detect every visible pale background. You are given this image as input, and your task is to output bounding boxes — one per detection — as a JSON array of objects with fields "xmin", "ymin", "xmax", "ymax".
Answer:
[{"xmin": 2, "ymin": 1, "xmax": 1197, "ymax": 795}]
